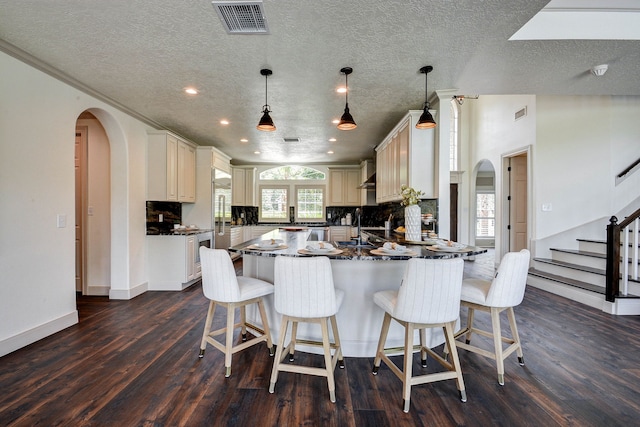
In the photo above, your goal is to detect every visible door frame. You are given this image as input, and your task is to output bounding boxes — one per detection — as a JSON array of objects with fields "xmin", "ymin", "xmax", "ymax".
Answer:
[{"xmin": 500, "ymin": 146, "xmax": 532, "ymax": 259}]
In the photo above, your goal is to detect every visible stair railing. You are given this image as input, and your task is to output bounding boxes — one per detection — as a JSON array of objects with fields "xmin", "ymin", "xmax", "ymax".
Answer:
[{"xmin": 606, "ymin": 208, "xmax": 640, "ymax": 302}]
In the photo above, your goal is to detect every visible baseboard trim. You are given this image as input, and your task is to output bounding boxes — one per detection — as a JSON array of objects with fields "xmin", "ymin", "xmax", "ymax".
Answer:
[
  {"xmin": 0, "ymin": 311, "xmax": 78, "ymax": 357},
  {"xmin": 109, "ymin": 281, "xmax": 148, "ymax": 300}
]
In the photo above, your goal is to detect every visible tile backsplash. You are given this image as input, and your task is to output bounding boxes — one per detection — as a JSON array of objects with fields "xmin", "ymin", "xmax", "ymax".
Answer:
[{"xmin": 146, "ymin": 201, "xmax": 181, "ymax": 234}]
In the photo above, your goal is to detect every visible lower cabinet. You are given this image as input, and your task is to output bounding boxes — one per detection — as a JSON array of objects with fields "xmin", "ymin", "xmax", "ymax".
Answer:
[
  {"xmin": 147, "ymin": 235, "xmax": 201, "ymax": 291},
  {"xmin": 230, "ymin": 227, "xmax": 244, "ymax": 247},
  {"xmin": 329, "ymin": 226, "xmax": 351, "ymax": 242}
]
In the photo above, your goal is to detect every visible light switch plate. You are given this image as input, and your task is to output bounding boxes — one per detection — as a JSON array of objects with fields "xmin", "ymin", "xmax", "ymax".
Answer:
[{"xmin": 57, "ymin": 214, "xmax": 67, "ymax": 228}]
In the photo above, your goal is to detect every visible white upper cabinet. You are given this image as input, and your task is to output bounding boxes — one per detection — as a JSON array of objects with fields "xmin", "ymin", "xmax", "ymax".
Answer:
[
  {"xmin": 328, "ymin": 168, "xmax": 361, "ymax": 206},
  {"xmin": 232, "ymin": 167, "xmax": 256, "ymax": 206},
  {"xmin": 147, "ymin": 131, "xmax": 197, "ymax": 203},
  {"xmin": 375, "ymin": 110, "xmax": 435, "ymax": 203}
]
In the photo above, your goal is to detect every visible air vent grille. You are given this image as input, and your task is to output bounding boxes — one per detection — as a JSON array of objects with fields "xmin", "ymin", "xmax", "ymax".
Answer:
[
  {"xmin": 515, "ymin": 106, "xmax": 527, "ymax": 121},
  {"xmin": 212, "ymin": 1, "xmax": 269, "ymax": 34},
  {"xmin": 283, "ymin": 137, "xmax": 300, "ymax": 143}
]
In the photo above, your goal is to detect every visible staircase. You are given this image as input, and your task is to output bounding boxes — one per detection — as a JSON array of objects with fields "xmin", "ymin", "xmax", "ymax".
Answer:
[{"xmin": 528, "ymin": 237, "xmax": 640, "ymax": 315}]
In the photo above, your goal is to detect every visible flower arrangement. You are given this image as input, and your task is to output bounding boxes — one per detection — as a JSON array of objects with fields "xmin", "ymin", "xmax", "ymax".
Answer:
[{"xmin": 400, "ymin": 185, "xmax": 424, "ymax": 206}]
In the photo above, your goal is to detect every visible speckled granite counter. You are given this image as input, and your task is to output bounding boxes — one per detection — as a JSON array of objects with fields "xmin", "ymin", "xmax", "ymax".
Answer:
[
  {"xmin": 235, "ymin": 228, "xmax": 485, "ymax": 357},
  {"xmin": 229, "ymin": 228, "xmax": 486, "ymax": 260}
]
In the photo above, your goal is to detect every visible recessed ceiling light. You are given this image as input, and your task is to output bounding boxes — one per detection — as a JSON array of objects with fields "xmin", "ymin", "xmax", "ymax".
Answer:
[
  {"xmin": 329, "ymin": 138, "xmax": 337, "ymax": 142},
  {"xmin": 240, "ymin": 138, "xmax": 248, "ymax": 142},
  {"xmin": 220, "ymin": 119, "xmax": 230, "ymax": 125},
  {"xmin": 332, "ymin": 119, "xmax": 340, "ymax": 124},
  {"xmin": 327, "ymin": 150, "xmax": 334, "ymax": 154},
  {"xmin": 254, "ymin": 151, "xmax": 261, "ymax": 154},
  {"xmin": 184, "ymin": 87, "xmax": 198, "ymax": 95},
  {"xmin": 336, "ymin": 87, "xmax": 347, "ymax": 93}
]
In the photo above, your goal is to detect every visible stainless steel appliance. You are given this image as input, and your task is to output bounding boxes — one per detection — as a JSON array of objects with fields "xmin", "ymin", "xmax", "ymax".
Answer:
[{"xmin": 212, "ymin": 168, "xmax": 232, "ymax": 252}]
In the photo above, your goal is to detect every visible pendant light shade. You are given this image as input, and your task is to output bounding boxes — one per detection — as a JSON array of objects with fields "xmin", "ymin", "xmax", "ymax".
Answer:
[
  {"xmin": 257, "ymin": 68, "xmax": 276, "ymax": 132},
  {"xmin": 337, "ymin": 67, "xmax": 357, "ymax": 131},
  {"xmin": 416, "ymin": 65, "xmax": 436, "ymax": 129}
]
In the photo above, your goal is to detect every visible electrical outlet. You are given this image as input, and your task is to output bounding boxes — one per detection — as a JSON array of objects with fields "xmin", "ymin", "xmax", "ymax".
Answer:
[
  {"xmin": 240, "ymin": 212, "xmax": 245, "ymax": 218},
  {"xmin": 542, "ymin": 203, "xmax": 552, "ymax": 212},
  {"xmin": 159, "ymin": 213, "xmax": 163, "ymax": 222}
]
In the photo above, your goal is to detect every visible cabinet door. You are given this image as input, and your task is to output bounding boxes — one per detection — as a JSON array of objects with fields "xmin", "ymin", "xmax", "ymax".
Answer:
[
  {"xmin": 397, "ymin": 123, "xmax": 409, "ymax": 190},
  {"xmin": 177, "ymin": 141, "xmax": 196, "ymax": 202},
  {"xmin": 244, "ymin": 168, "xmax": 255, "ymax": 206},
  {"xmin": 166, "ymin": 135, "xmax": 178, "ymax": 201},
  {"xmin": 328, "ymin": 169, "xmax": 345, "ymax": 206},
  {"xmin": 344, "ymin": 169, "xmax": 361, "ymax": 206},
  {"xmin": 186, "ymin": 235, "xmax": 196, "ymax": 282},
  {"xmin": 232, "ymin": 168, "xmax": 246, "ymax": 205}
]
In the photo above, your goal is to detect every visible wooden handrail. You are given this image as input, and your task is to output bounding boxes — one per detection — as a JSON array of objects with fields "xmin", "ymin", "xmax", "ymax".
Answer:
[
  {"xmin": 606, "ymin": 208, "xmax": 640, "ymax": 302},
  {"xmin": 617, "ymin": 157, "xmax": 640, "ymax": 180}
]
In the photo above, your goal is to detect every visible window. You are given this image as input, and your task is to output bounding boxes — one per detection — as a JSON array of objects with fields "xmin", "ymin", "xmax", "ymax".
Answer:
[
  {"xmin": 475, "ymin": 192, "xmax": 495, "ymax": 238},
  {"xmin": 295, "ymin": 186, "xmax": 324, "ymax": 220},
  {"xmin": 259, "ymin": 186, "xmax": 289, "ymax": 222},
  {"xmin": 258, "ymin": 165, "xmax": 327, "ymax": 223},
  {"xmin": 260, "ymin": 165, "xmax": 325, "ymax": 180}
]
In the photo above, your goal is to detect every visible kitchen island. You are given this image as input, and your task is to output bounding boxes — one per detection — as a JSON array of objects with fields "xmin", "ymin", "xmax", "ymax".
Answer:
[{"xmin": 230, "ymin": 228, "xmax": 486, "ymax": 357}]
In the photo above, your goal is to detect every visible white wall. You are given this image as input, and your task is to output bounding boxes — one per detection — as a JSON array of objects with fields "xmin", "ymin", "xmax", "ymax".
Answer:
[
  {"xmin": 465, "ymin": 94, "xmax": 640, "ymax": 261},
  {"xmin": 465, "ymin": 95, "xmax": 537, "ymax": 261},
  {"xmin": 0, "ymin": 51, "xmax": 151, "ymax": 356}
]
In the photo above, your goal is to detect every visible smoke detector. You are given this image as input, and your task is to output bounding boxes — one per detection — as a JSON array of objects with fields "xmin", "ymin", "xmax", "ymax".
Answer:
[
  {"xmin": 212, "ymin": 1, "xmax": 269, "ymax": 34},
  {"xmin": 591, "ymin": 64, "xmax": 608, "ymax": 77}
]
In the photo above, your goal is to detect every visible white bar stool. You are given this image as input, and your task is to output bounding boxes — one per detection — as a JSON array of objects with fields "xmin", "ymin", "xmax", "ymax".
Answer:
[
  {"xmin": 453, "ymin": 249, "xmax": 530, "ymax": 385},
  {"xmin": 198, "ymin": 247, "xmax": 274, "ymax": 377},
  {"xmin": 269, "ymin": 256, "xmax": 345, "ymax": 403},
  {"xmin": 372, "ymin": 257, "xmax": 466, "ymax": 413}
]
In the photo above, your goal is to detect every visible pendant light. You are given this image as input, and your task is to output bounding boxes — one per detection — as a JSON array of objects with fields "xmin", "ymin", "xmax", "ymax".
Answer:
[
  {"xmin": 337, "ymin": 67, "xmax": 356, "ymax": 130},
  {"xmin": 416, "ymin": 65, "xmax": 436, "ymax": 129},
  {"xmin": 257, "ymin": 68, "xmax": 276, "ymax": 132}
]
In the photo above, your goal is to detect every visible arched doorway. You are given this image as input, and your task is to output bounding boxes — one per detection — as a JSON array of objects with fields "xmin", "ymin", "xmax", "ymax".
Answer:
[
  {"xmin": 75, "ymin": 111, "xmax": 111, "ymax": 296},
  {"xmin": 473, "ymin": 160, "xmax": 496, "ymax": 248}
]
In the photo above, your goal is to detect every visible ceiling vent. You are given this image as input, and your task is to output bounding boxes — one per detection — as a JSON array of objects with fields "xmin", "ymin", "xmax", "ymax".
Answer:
[
  {"xmin": 283, "ymin": 137, "xmax": 300, "ymax": 143},
  {"xmin": 212, "ymin": 1, "xmax": 269, "ymax": 34}
]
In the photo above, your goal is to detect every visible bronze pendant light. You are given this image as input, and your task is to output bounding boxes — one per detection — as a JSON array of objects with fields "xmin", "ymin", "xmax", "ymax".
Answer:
[
  {"xmin": 337, "ymin": 67, "xmax": 357, "ymax": 130},
  {"xmin": 257, "ymin": 68, "xmax": 276, "ymax": 132},
  {"xmin": 416, "ymin": 65, "xmax": 436, "ymax": 129}
]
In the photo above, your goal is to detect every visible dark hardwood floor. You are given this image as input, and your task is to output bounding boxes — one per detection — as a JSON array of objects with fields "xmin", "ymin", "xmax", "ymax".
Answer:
[{"xmin": 2, "ymin": 251, "xmax": 640, "ymax": 426}]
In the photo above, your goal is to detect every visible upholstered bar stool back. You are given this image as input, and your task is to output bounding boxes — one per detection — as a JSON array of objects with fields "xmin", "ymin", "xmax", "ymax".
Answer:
[
  {"xmin": 372, "ymin": 257, "xmax": 466, "ymax": 413},
  {"xmin": 269, "ymin": 256, "xmax": 345, "ymax": 403},
  {"xmin": 453, "ymin": 249, "xmax": 530, "ymax": 385},
  {"xmin": 198, "ymin": 247, "xmax": 274, "ymax": 377}
]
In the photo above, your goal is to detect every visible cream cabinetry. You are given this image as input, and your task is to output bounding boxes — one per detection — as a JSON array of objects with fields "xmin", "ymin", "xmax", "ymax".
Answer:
[
  {"xmin": 232, "ymin": 167, "xmax": 256, "ymax": 206},
  {"xmin": 328, "ymin": 168, "xmax": 361, "ymax": 206},
  {"xmin": 230, "ymin": 227, "xmax": 244, "ymax": 247},
  {"xmin": 147, "ymin": 234, "xmax": 200, "ymax": 290},
  {"xmin": 375, "ymin": 110, "xmax": 435, "ymax": 203},
  {"xmin": 329, "ymin": 226, "xmax": 350, "ymax": 242},
  {"xmin": 147, "ymin": 131, "xmax": 196, "ymax": 203}
]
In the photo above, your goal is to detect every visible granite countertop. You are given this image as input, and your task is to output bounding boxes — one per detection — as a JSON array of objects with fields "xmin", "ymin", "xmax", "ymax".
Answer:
[
  {"xmin": 230, "ymin": 228, "xmax": 486, "ymax": 260},
  {"xmin": 147, "ymin": 228, "xmax": 213, "ymax": 236}
]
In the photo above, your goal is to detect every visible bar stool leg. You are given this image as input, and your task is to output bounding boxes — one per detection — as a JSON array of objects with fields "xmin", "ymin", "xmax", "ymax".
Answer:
[
  {"xmin": 444, "ymin": 321, "xmax": 467, "ymax": 402},
  {"xmin": 491, "ymin": 307, "xmax": 505, "ymax": 385},
  {"xmin": 321, "ymin": 318, "xmax": 337, "ymax": 403},
  {"xmin": 224, "ymin": 303, "xmax": 235, "ymax": 377},
  {"xmin": 257, "ymin": 299, "xmax": 274, "ymax": 355},
  {"xmin": 507, "ymin": 307, "xmax": 525, "ymax": 365},
  {"xmin": 199, "ymin": 300, "xmax": 216, "ymax": 358},
  {"xmin": 269, "ymin": 316, "xmax": 290, "ymax": 393},
  {"xmin": 372, "ymin": 313, "xmax": 392, "ymax": 374},
  {"xmin": 330, "ymin": 315, "xmax": 344, "ymax": 369},
  {"xmin": 402, "ymin": 323, "xmax": 414, "ymax": 413}
]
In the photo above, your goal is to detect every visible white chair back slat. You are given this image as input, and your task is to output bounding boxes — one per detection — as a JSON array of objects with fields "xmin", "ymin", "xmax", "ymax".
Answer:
[
  {"xmin": 274, "ymin": 256, "xmax": 337, "ymax": 318},
  {"xmin": 485, "ymin": 249, "xmax": 530, "ymax": 307},
  {"xmin": 394, "ymin": 258, "xmax": 464, "ymax": 324},
  {"xmin": 200, "ymin": 247, "xmax": 241, "ymax": 302}
]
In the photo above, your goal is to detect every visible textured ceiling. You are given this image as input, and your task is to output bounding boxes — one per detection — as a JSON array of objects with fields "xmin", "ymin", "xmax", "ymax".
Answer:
[{"xmin": 1, "ymin": 0, "xmax": 639, "ymax": 165}]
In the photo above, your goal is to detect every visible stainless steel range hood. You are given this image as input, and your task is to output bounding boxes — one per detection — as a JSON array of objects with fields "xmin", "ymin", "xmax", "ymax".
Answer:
[{"xmin": 358, "ymin": 173, "xmax": 376, "ymax": 189}]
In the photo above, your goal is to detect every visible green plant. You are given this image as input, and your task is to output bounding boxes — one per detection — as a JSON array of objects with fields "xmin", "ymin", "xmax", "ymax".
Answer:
[{"xmin": 400, "ymin": 185, "xmax": 424, "ymax": 206}]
